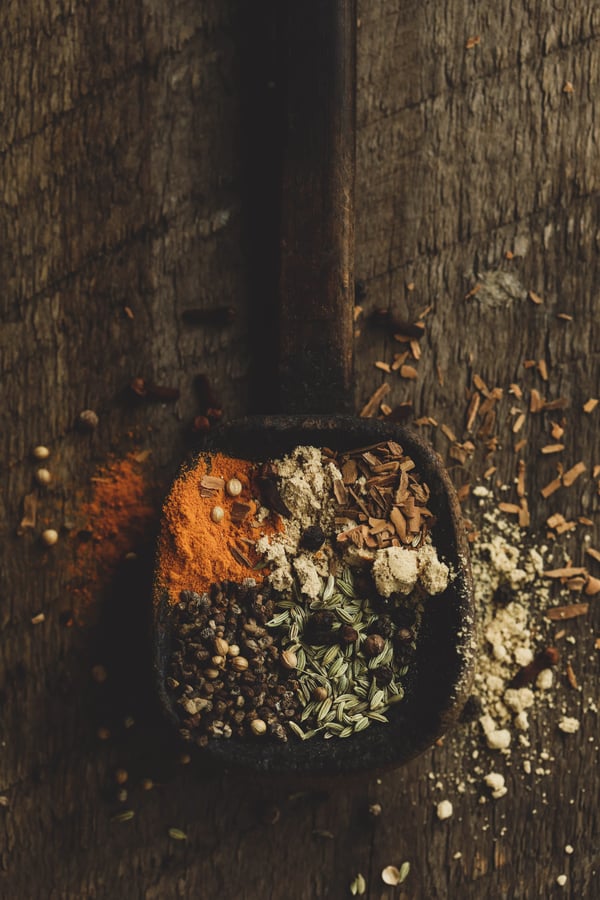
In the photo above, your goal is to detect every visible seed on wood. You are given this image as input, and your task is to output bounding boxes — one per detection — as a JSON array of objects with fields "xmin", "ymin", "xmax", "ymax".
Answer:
[
  {"xmin": 465, "ymin": 34, "xmax": 480, "ymax": 49},
  {"xmin": 111, "ymin": 810, "xmax": 135, "ymax": 823},
  {"xmin": 537, "ymin": 359, "xmax": 549, "ymax": 381},
  {"xmin": 556, "ymin": 313, "xmax": 573, "ymax": 320},
  {"xmin": 78, "ymin": 409, "xmax": 99, "ymax": 431},
  {"xmin": 35, "ymin": 468, "xmax": 52, "ymax": 486},
  {"xmin": 31, "ymin": 612, "xmax": 45, "ymax": 625},
  {"xmin": 41, "ymin": 529, "xmax": 59, "ymax": 546},
  {"xmin": 91, "ymin": 664, "xmax": 108, "ymax": 683},
  {"xmin": 32, "ymin": 445, "xmax": 50, "ymax": 460},
  {"xmin": 514, "ymin": 439, "xmax": 527, "ymax": 453},
  {"xmin": 168, "ymin": 827, "xmax": 188, "ymax": 840},
  {"xmin": 541, "ymin": 444, "xmax": 565, "ymax": 454},
  {"xmin": 583, "ymin": 398, "xmax": 599, "ymax": 414}
]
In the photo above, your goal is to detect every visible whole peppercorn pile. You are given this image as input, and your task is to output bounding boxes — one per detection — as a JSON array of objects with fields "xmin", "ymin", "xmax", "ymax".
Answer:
[{"xmin": 168, "ymin": 579, "xmax": 302, "ymax": 744}]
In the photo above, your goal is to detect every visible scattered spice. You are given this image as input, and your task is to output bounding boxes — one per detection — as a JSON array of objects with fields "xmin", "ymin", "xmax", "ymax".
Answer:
[
  {"xmin": 78, "ymin": 409, "xmax": 99, "ymax": 431},
  {"xmin": 35, "ymin": 468, "xmax": 52, "ymax": 486},
  {"xmin": 67, "ymin": 453, "xmax": 159, "ymax": 617},
  {"xmin": 41, "ymin": 529, "xmax": 58, "ymax": 547}
]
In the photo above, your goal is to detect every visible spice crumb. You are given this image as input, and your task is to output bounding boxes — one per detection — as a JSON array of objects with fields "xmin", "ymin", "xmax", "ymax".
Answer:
[
  {"xmin": 558, "ymin": 716, "xmax": 580, "ymax": 734},
  {"xmin": 436, "ymin": 799, "xmax": 453, "ymax": 820}
]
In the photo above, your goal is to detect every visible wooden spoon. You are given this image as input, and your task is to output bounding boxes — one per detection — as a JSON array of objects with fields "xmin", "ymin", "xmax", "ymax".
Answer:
[{"xmin": 152, "ymin": 0, "xmax": 475, "ymax": 776}]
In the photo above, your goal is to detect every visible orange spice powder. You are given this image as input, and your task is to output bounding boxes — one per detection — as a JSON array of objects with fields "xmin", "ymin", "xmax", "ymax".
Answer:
[
  {"xmin": 68, "ymin": 453, "xmax": 159, "ymax": 617},
  {"xmin": 157, "ymin": 453, "xmax": 283, "ymax": 602}
]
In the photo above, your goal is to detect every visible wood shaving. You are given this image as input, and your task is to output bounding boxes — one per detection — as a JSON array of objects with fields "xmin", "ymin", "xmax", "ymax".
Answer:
[
  {"xmin": 465, "ymin": 35, "xmax": 481, "ymax": 49},
  {"xmin": 540, "ymin": 444, "xmax": 565, "ymax": 454},
  {"xmin": 514, "ymin": 439, "xmax": 527, "ymax": 453},
  {"xmin": 374, "ymin": 361, "xmax": 391, "ymax": 373},
  {"xmin": 543, "ymin": 567, "xmax": 587, "ymax": 579},
  {"xmin": 498, "ymin": 502, "xmax": 520, "ymax": 514},
  {"xmin": 546, "ymin": 603, "xmax": 588, "ymax": 621},
  {"xmin": 399, "ymin": 365, "xmax": 418, "ymax": 380},
  {"xmin": 537, "ymin": 360, "xmax": 548, "ymax": 381},
  {"xmin": 550, "ymin": 422, "xmax": 565, "ymax": 440},
  {"xmin": 565, "ymin": 664, "xmax": 578, "ymax": 689},
  {"xmin": 540, "ymin": 477, "xmax": 562, "ymax": 499},
  {"xmin": 360, "ymin": 384, "xmax": 390, "ymax": 418},
  {"xmin": 512, "ymin": 413, "xmax": 526, "ymax": 434},
  {"xmin": 529, "ymin": 389, "xmax": 544, "ymax": 413},
  {"xmin": 18, "ymin": 493, "xmax": 38, "ymax": 533},
  {"xmin": 509, "ymin": 383, "xmax": 523, "ymax": 399},
  {"xmin": 528, "ymin": 290, "xmax": 544, "ymax": 305},
  {"xmin": 584, "ymin": 575, "xmax": 600, "ymax": 596},
  {"xmin": 585, "ymin": 547, "xmax": 600, "ymax": 563},
  {"xmin": 562, "ymin": 462, "xmax": 585, "ymax": 487},
  {"xmin": 466, "ymin": 393, "xmax": 481, "ymax": 432},
  {"xmin": 583, "ymin": 398, "xmax": 599, "ymax": 414},
  {"xmin": 556, "ymin": 313, "xmax": 573, "ymax": 321}
]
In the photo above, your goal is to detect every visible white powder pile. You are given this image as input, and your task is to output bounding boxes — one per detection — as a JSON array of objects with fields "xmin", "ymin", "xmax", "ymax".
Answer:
[
  {"xmin": 372, "ymin": 543, "xmax": 449, "ymax": 598},
  {"xmin": 255, "ymin": 446, "xmax": 341, "ymax": 598}
]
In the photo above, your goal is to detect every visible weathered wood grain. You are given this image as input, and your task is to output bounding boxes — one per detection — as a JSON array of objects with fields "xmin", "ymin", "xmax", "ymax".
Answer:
[{"xmin": 1, "ymin": 1, "xmax": 598, "ymax": 898}]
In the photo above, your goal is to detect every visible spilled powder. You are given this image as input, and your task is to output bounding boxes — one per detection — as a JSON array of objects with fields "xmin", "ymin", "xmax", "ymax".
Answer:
[{"xmin": 67, "ymin": 453, "xmax": 158, "ymax": 618}]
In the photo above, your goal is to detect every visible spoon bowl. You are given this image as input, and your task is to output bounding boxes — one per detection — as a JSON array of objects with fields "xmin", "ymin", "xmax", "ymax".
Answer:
[{"xmin": 153, "ymin": 415, "xmax": 474, "ymax": 776}]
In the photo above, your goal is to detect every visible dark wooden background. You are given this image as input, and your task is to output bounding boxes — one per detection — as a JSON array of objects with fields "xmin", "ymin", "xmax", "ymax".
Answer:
[{"xmin": 1, "ymin": 1, "xmax": 599, "ymax": 897}]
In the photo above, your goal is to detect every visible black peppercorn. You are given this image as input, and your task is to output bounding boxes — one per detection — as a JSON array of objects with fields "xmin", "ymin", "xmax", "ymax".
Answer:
[
  {"xmin": 368, "ymin": 615, "xmax": 393, "ymax": 638},
  {"xmin": 492, "ymin": 582, "xmax": 515, "ymax": 606},
  {"xmin": 364, "ymin": 634, "xmax": 386, "ymax": 658},
  {"xmin": 304, "ymin": 611, "xmax": 335, "ymax": 644},
  {"xmin": 300, "ymin": 525, "xmax": 326, "ymax": 552},
  {"xmin": 373, "ymin": 665, "xmax": 394, "ymax": 685},
  {"xmin": 339, "ymin": 625, "xmax": 359, "ymax": 645}
]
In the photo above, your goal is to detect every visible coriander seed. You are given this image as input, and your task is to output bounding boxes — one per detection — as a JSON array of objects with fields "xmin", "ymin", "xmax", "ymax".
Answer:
[
  {"xmin": 35, "ymin": 468, "xmax": 52, "ymax": 486},
  {"xmin": 78, "ymin": 409, "xmax": 99, "ymax": 431},
  {"xmin": 231, "ymin": 656, "xmax": 249, "ymax": 672},
  {"xmin": 227, "ymin": 644, "xmax": 240, "ymax": 657},
  {"xmin": 210, "ymin": 506, "xmax": 224, "ymax": 523},
  {"xmin": 214, "ymin": 637, "xmax": 229, "ymax": 656},
  {"xmin": 250, "ymin": 718, "xmax": 267, "ymax": 736},
  {"xmin": 204, "ymin": 667, "xmax": 220, "ymax": 679},
  {"xmin": 226, "ymin": 478, "xmax": 242, "ymax": 497},
  {"xmin": 280, "ymin": 649, "xmax": 297, "ymax": 670},
  {"xmin": 41, "ymin": 529, "xmax": 59, "ymax": 547},
  {"xmin": 32, "ymin": 445, "xmax": 50, "ymax": 460}
]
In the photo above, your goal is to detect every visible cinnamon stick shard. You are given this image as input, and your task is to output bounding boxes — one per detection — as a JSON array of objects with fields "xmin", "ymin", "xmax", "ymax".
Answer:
[{"xmin": 257, "ymin": 477, "xmax": 292, "ymax": 518}]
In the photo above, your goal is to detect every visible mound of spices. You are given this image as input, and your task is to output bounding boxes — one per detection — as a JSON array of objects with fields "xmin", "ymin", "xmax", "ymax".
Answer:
[{"xmin": 158, "ymin": 443, "xmax": 452, "ymax": 745}]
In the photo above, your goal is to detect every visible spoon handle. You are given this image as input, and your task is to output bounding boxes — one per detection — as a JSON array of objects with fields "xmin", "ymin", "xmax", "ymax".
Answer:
[{"xmin": 278, "ymin": 0, "xmax": 356, "ymax": 415}]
